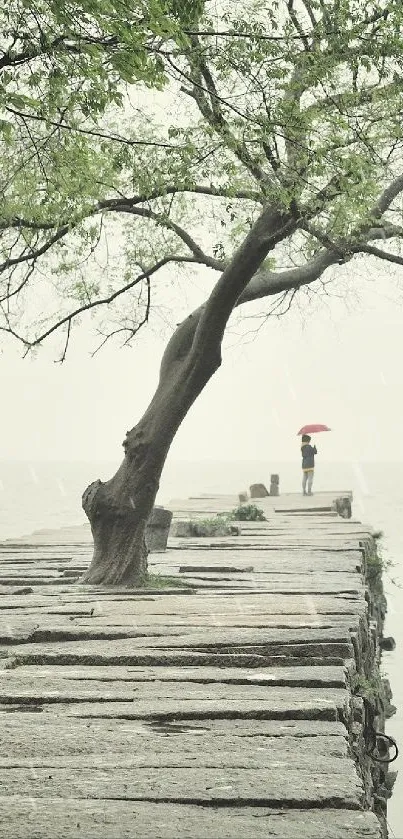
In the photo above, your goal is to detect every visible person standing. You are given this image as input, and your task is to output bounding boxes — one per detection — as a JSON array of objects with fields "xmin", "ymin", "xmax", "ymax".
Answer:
[{"xmin": 301, "ymin": 434, "xmax": 317, "ymax": 495}]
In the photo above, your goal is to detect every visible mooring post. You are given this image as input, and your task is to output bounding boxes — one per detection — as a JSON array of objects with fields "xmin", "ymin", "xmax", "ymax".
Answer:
[{"xmin": 269, "ymin": 474, "xmax": 280, "ymax": 496}]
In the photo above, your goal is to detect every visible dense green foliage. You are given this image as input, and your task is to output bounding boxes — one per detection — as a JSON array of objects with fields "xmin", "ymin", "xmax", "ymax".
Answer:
[
  {"xmin": 2, "ymin": 0, "xmax": 403, "ymax": 353},
  {"xmin": 1, "ymin": 0, "xmax": 200, "ymax": 112}
]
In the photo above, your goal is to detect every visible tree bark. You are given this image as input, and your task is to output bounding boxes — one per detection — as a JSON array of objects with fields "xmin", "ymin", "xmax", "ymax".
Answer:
[
  {"xmin": 81, "ymin": 325, "xmax": 221, "ymax": 585},
  {"xmin": 82, "ymin": 203, "xmax": 293, "ymax": 585}
]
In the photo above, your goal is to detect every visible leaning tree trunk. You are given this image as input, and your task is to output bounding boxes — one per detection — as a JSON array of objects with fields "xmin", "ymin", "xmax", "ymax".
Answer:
[
  {"xmin": 81, "ymin": 322, "xmax": 221, "ymax": 585},
  {"xmin": 81, "ymin": 204, "xmax": 293, "ymax": 585}
]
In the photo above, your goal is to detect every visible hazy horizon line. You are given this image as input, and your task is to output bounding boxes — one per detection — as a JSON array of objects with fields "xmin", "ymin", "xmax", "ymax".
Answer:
[{"xmin": 0, "ymin": 458, "xmax": 402, "ymax": 466}]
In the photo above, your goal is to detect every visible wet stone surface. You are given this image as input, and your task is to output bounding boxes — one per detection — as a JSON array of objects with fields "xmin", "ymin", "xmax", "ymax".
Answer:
[{"xmin": 0, "ymin": 491, "xmax": 385, "ymax": 838}]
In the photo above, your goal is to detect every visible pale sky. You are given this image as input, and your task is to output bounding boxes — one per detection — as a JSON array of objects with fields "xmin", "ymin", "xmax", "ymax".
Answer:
[
  {"xmin": 2, "ymin": 255, "xmax": 403, "ymax": 466},
  {"xmin": 3, "ymin": 44, "xmax": 403, "ymax": 470}
]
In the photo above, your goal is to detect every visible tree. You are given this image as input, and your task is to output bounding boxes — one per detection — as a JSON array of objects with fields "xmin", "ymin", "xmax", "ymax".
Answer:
[{"xmin": 2, "ymin": 0, "xmax": 403, "ymax": 584}]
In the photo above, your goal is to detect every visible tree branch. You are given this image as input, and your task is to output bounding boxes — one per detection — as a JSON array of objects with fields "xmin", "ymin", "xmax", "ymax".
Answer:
[
  {"xmin": 100, "ymin": 183, "xmax": 263, "ymax": 206},
  {"xmin": 5, "ymin": 107, "xmax": 182, "ymax": 150},
  {"xmin": 286, "ymin": 0, "xmax": 311, "ymax": 50},
  {"xmin": 372, "ymin": 173, "xmax": 403, "ymax": 219},
  {"xmin": 0, "ymin": 226, "xmax": 70, "ymax": 274},
  {"xmin": 191, "ymin": 206, "xmax": 295, "ymax": 355},
  {"xmin": 237, "ymin": 248, "xmax": 340, "ymax": 304},
  {"xmin": 0, "ymin": 218, "xmax": 56, "ymax": 232},
  {"xmin": 103, "ymin": 203, "xmax": 224, "ymax": 270},
  {"xmin": 181, "ymin": 28, "xmax": 313, "ymax": 41},
  {"xmin": 0, "ymin": 182, "xmax": 262, "ymax": 241},
  {"xmin": 0, "ymin": 183, "xmax": 258, "ymax": 282},
  {"xmin": 238, "ymin": 199, "xmax": 403, "ymax": 308},
  {"xmin": 355, "ymin": 244, "xmax": 403, "ymax": 266},
  {"xmin": 91, "ymin": 273, "xmax": 152, "ymax": 357},
  {"xmin": 0, "ymin": 261, "xmax": 36, "ymax": 305},
  {"xmin": 167, "ymin": 54, "xmax": 273, "ymax": 190},
  {"xmin": 302, "ymin": 82, "xmax": 399, "ymax": 119},
  {"xmin": 4, "ymin": 255, "xmax": 199, "ymax": 351},
  {"xmin": 300, "ymin": 0, "xmax": 318, "ymax": 29}
]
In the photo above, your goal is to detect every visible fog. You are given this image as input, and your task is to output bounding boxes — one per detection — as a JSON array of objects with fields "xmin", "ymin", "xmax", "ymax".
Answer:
[{"xmin": 2, "ymin": 260, "xmax": 402, "ymax": 466}]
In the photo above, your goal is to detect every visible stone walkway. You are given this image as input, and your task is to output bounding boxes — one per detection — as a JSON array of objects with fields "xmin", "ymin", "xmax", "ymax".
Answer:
[{"xmin": 0, "ymin": 492, "xmax": 385, "ymax": 837}]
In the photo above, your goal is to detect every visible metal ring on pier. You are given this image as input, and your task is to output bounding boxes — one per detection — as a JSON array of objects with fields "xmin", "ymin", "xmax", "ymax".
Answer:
[{"xmin": 367, "ymin": 732, "xmax": 399, "ymax": 764}]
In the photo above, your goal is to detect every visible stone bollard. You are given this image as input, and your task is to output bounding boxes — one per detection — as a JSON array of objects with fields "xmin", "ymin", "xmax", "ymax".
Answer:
[
  {"xmin": 380, "ymin": 636, "xmax": 396, "ymax": 651},
  {"xmin": 238, "ymin": 491, "xmax": 248, "ymax": 502},
  {"xmin": 249, "ymin": 483, "xmax": 269, "ymax": 498},
  {"xmin": 269, "ymin": 474, "xmax": 280, "ymax": 496},
  {"xmin": 333, "ymin": 496, "xmax": 352, "ymax": 519},
  {"xmin": 145, "ymin": 506, "xmax": 173, "ymax": 553}
]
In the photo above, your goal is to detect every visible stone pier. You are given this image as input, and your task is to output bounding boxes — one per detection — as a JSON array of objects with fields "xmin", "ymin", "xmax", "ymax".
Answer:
[{"xmin": 0, "ymin": 490, "xmax": 395, "ymax": 838}]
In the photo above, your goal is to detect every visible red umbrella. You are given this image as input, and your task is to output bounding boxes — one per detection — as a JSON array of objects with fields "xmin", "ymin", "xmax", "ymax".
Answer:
[{"xmin": 297, "ymin": 424, "xmax": 331, "ymax": 435}]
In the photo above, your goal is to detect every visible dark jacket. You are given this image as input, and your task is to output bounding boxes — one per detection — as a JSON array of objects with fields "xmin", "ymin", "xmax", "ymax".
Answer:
[{"xmin": 301, "ymin": 443, "xmax": 317, "ymax": 470}]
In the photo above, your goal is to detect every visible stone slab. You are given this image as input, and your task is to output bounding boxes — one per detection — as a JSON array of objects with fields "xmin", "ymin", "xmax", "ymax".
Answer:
[
  {"xmin": 0, "ymin": 765, "xmax": 364, "ymax": 806},
  {"xmin": 0, "ymin": 801, "xmax": 381, "ymax": 839},
  {"xmin": 0, "ymin": 592, "xmax": 367, "ymax": 616},
  {"xmin": 2, "ymin": 663, "xmax": 348, "ymax": 687},
  {"xmin": 0, "ymin": 754, "xmax": 355, "ymax": 771},
  {"xmin": 165, "ymin": 549, "xmax": 364, "ymax": 570},
  {"xmin": 0, "ymin": 715, "xmax": 349, "ymax": 737},
  {"xmin": 0, "ymin": 606, "xmax": 362, "ymax": 631},
  {"xmin": 0, "ymin": 678, "xmax": 351, "ymax": 711},
  {"xmin": 168, "ymin": 538, "xmax": 363, "ymax": 550},
  {"xmin": 0, "ymin": 718, "xmax": 349, "ymax": 759},
  {"xmin": 0, "ymin": 571, "xmax": 365, "ymax": 594},
  {"xmin": 5, "ymin": 693, "xmax": 349, "ymax": 723}
]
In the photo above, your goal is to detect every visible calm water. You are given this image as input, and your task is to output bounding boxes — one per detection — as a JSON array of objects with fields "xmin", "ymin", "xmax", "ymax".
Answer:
[{"xmin": 0, "ymin": 458, "xmax": 401, "ymax": 835}]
